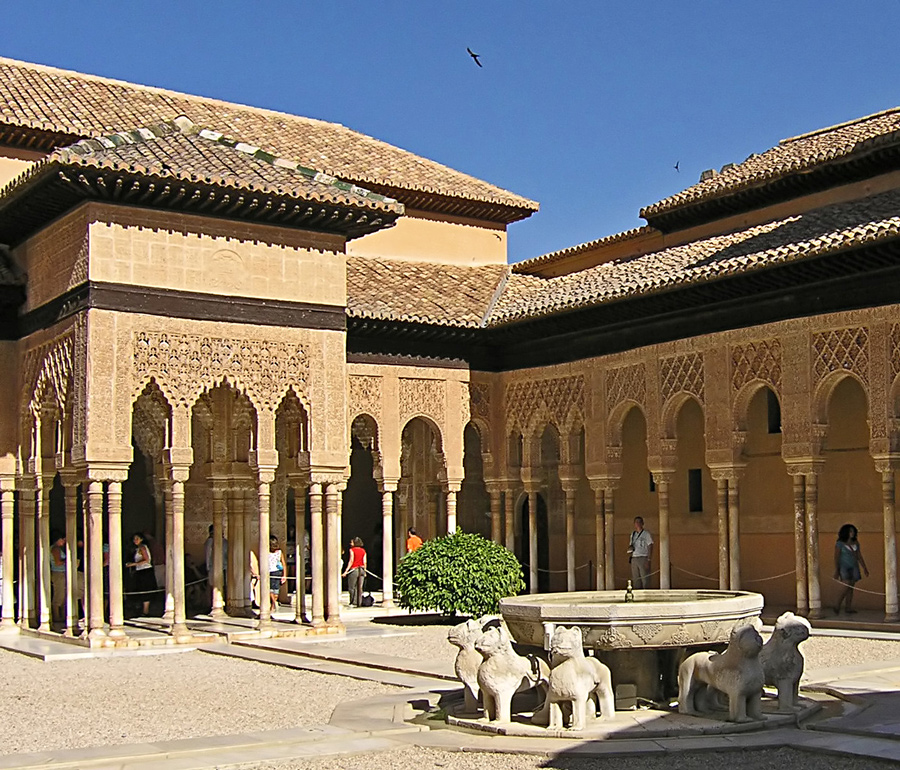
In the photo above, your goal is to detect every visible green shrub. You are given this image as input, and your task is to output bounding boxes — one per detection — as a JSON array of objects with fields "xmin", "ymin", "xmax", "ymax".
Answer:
[{"xmin": 395, "ymin": 530, "xmax": 525, "ymax": 617}]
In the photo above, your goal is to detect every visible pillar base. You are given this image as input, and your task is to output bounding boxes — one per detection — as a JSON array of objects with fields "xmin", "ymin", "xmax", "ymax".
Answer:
[
  {"xmin": 88, "ymin": 628, "xmax": 107, "ymax": 640},
  {"xmin": 381, "ymin": 599, "xmax": 395, "ymax": 609},
  {"xmin": 808, "ymin": 607, "xmax": 824, "ymax": 620},
  {"xmin": 886, "ymin": 612, "xmax": 900, "ymax": 623},
  {"xmin": 0, "ymin": 619, "xmax": 19, "ymax": 634},
  {"xmin": 169, "ymin": 622, "xmax": 190, "ymax": 638},
  {"xmin": 162, "ymin": 610, "xmax": 174, "ymax": 622},
  {"xmin": 210, "ymin": 608, "xmax": 228, "ymax": 621},
  {"xmin": 107, "ymin": 627, "xmax": 128, "ymax": 639}
]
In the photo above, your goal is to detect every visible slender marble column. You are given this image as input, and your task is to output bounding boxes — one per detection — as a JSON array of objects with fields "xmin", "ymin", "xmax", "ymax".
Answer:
[
  {"xmin": 528, "ymin": 492, "xmax": 538, "ymax": 594},
  {"xmin": 805, "ymin": 472, "xmax": 822, "ymax": 619},
  {"xmin": 257, "ymin": 475, "xmax": 273, "ymax": 630},
  {"xmin": 294, "ymin": 483, "xmax": 308, "ymax": 624},
  {"xmin": 85, "ymin": 480, "xmax": 106, "ymax": 639},
  {"xmin": 107, "ymin": 481, "xmax": 126, "ymax": 637},
  {"xmin": 170, "ymin": 475, "xmax": 188, "ymax": 636},
  {"xmin": 882, "ymin": 469, "xmax": 898, "ymax": 621},
  {"xmin": 604, "ymin": 488, "xmax": 615, "ymax": 591},
  {"xmin": 211, "ymin": 487, "xmax": 226, "ymax": 619},
  {"xmin": 232, "ymin": 489, "xmax": 246, "ymax": 611},
  {"xmin": 504, "ymin": 490, "xmax": 515, "ymax": 551},
  {"xmin": 0, "ymin": 485, "xmax": 16, "ymax": 629},
  {"xmin": 36, "ymin": 474, "xmax": 51, "ymax": 631},
  {"xmin": 309, "ymin": 484, "xmax": 325, "ymax": 626},
  {"xmin": 792, "ymin": 474, "xmax": 809, "ymax": 614},
  {"xmin": 18, "ymin": 479, "xmax": 35, "ymax": 627},
  {"xmin": 325, "ymin": 484, "xmax": 341, "ymax": 623},
  {"xmin": 727, "ymin": 477, "xmax": 741, "ymax": 590},
  {"xmin": 445, "ymin": 487, "xmax": 458, "ymax": 535},
  {"xmin": 163, "ymin": 481, "xmax": 175, "ymax": 621},
  {"xmin": 715, "ymin": 477, "xmax": 729, "ymax": 590},
  {"xmin": 381, "ymin": 484, "xmax": 396, "ymax": 607},
  {"xmin": 489, "ymin": 487, "xmax": 502, "ymax": 544},
  {"xmin": 243, "ymin": 489, "xmax": 254, "ymax": 610},
  {"xmin": 594, "ymin": 501, "xmax": 605, "ymax": 591},
  {"xmin": 564, "ymin": 489, "xmax": 576, "ymax": 591},
  {"xmin": 657, "ymin": 478, "xmax": 671, "ymax": 589},
  {"xmin": 62, "ymin": 480, "xmax": 78, "ymax": 635}
]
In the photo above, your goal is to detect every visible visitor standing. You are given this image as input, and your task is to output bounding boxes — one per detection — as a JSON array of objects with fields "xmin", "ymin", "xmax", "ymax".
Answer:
[
  {"xmin": 628, "ymin": 517, "xmax": 653, "ymax": 589},
  {"xmin": 834, "ymin": 523, "xmax": 869, "ymax": 614},
  {"xmin": 49, "ymin": 532, "xmax": 67, "ymax": 623},
  {"xmin": 144, "ymin": 531, "xmax": 166, "ymax": 596},
  {"xmin": 126, "ymin": 532, "xmax": 156, "ymax": 616},
  {"xmin": 342, "ymin": 537, "xmax": 367, "ymax": 607},
  {"xmin": 405, "ymin": 528, "xmax": 423, "ymax": 554},
  {"xmin": 268, "ymin": 535, "xmax": 287, "ymax": 610}
]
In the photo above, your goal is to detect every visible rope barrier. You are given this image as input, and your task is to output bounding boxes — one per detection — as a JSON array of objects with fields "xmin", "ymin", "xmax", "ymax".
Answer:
[
  {"xmin": 671, "ymin": 564, "xmax": 719, "ymax": 583},
  {"xmin": 519, "ymin": 562, "xmax": 592, "ymax": 574},
  {"xmin": 829, "ymin": 575, "xmax": 887, "ymax": 596},
  {"xmin": 743, "ymin": 569, "xmax": 796, "ymax": 584}
]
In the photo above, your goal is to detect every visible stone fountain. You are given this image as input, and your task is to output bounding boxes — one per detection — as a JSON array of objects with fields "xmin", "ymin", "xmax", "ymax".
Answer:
[{"xmin": 500, "ymin": 588, "xmax": 764, "ymax": 703}]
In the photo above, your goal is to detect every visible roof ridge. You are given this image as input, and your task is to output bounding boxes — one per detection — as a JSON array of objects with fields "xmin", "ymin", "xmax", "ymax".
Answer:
[
  {"xmin": 513, "ymin": 225, "xmax": 653, "ymax": 273},
  {"xmin": 53, "ymin": 115, "xmax": 399, "ymax": 206},
  {"xmin": 780, "ymin": 107, "xmax": 900, "ymax": 145}
]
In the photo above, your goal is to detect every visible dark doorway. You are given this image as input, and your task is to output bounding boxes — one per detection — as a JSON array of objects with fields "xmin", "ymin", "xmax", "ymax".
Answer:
[{"xmin": 520, "ymin": 494, "xmax": 550, "ymax": 593}]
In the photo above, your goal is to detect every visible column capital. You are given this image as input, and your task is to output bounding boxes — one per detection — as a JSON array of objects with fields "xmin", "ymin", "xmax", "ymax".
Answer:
[
  {"xmin": 443, "ymin": 481, "xmax": 461, "ymax": 494},
  {"xmin": 872, "ymin": 454, "xmax": 900, "ymax": 474},
  {"xmin": 587, "ymin": 476, "xmax": 619, "ymax": 493},
  {"xmin": 84, "ymin": 464, "xmax": 131, "ymax": 483},
  {"xmin": 249, "ymin": 449, "xmax": 279, "ymax": 471},
  {"xmin": 379, "ymin": 479, "xmax": 399, "ymax": 493},
  {"xmin": 310, "ymin": 470, "xmax": 346, "ymax": 486},
  {"xmin": 708, "ymin": 463, "xmax": 746, "ymax": 482},
  {"xmin": 649, "ymin": 469, "xmax": 676, "ymax": 485},
  {"xmin": 256, "ymin": 467, "xmax": 277, "ymax": 485},
  {"xmin": 783, "ymin": 458, "xmax": 825, "ymax": 477}
]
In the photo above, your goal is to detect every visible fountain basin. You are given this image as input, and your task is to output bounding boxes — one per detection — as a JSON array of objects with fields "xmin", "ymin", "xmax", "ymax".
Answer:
[
  {"xmin": 501, "ymin": 589, "xmax": 765, "ymax": 703},
  {"xmin": 501, "ymin": 589, "xmax": 764, "ymax": 651}
]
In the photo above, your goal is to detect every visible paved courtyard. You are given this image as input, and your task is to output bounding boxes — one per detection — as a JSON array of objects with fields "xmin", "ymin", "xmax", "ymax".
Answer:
[{"xmin": 2, "ymin": 616, "xmax": 900, "ymax": 768}]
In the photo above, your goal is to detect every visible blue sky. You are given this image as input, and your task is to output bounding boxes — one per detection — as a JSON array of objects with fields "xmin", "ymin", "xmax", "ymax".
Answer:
[{"xmin": 3, "ymin": 1, "xmax": 900, "ymax": 262}]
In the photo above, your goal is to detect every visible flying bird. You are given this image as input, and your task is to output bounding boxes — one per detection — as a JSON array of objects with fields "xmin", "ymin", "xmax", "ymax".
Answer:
[
  {"xmin": 674, "ymin": 161, "xmax": 680, "ymax": 172},
  {"xmin": 467, "ymin": 47, "xmax": 482, "ymax": 67}
]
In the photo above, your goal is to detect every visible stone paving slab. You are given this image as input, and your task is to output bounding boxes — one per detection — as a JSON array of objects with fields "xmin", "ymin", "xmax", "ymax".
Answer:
[{"xmin": 0, "ymin": 633, "xmax": 195, "ymax": 661}]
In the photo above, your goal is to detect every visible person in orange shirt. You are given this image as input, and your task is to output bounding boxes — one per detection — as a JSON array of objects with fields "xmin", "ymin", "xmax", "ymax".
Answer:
[{"xmin": 406, "ymin": 528, "xmax": 423, "ymax": 554}]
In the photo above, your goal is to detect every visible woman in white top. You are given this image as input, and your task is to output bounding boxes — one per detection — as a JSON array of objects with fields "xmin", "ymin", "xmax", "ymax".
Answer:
[
  {"xmin": 268, "ymin": 535, "xmax": 287, "ymax": 611},
  {"xmin": 126, "ymin": 532, "xmax": 156, "ymax": 616}
]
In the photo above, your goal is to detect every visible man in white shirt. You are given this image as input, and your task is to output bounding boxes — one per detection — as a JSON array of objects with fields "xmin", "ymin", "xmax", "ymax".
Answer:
[{"xmin": 628, "ymin": 516, "xmax": 653, "ymax": 589}]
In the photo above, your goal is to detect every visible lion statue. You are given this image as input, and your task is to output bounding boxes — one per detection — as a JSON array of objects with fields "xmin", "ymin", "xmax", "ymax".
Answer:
[
  {"xmin": 759, "ymin": 611, "xmax": 811, "ymax": 712},
  {"xmin": 543, "ymin": 626, "xmax": 615, "ymax": 730},
  {"xmin": 678, "ymin": 622, "xmax": 765, "ymax": 723},
  {"xmin": 448, "ymin": 618, "xmax": 487, "ymax": 713},
  {"xmin": 475, "ymin": 624, "xmax": 549, "ymax": 723}
]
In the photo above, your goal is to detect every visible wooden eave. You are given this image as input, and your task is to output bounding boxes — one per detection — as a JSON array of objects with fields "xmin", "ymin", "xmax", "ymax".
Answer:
[
  {"xmin": 0, "ymin": 163, "xmax": 400, "ymax": 247},
  {"xmin": 0, "ymin": 123, "xmax": 79, "ymax": 154},
  {"xmin": 646, "ymin": 143, "xmax": 900, "ymax": 233}
]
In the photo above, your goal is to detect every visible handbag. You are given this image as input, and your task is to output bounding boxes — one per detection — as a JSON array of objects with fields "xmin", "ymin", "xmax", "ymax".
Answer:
[{"xmin": 361, "ymin": 593, "xmax": 375, "ymax": 608}]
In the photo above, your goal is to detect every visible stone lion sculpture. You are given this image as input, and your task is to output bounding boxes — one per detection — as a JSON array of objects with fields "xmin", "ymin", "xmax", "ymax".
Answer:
[
  {"xmin": 475, "ymin": 624, "xmax": 549, "ymax": 723},
  {"xmin": 544, "ymin": 626, "xmax": 615, "ymax": 730},
  {"xmin": 448, "ymin": 618, "xmax": 485, "ymax": 713},
  {"xmin": 678, "ymin": 622, "xmax": 765, "ymax": 723},
  {"xmin": 759, "ymin": 611, "xmax": 810, "ymax": 713}
]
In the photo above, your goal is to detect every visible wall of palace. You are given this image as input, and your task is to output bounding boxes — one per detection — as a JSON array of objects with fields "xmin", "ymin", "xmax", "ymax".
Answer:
[
  {"xmin": 346, "ymin": 208, "xmax": 507, "ymax": 266},
  {"xmin": 0, "ymin": 145, "xmax": 41, "ymax": 189},
  {"xmin": 483, "ymin": 304, "xmax": 900, "ymax": 612}
]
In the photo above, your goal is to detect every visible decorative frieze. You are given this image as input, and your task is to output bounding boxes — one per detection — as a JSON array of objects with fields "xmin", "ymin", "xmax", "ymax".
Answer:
[
  {"xmin": 812, "ymin": 326, "xmax": 868, "ymax": 385},
  {"xmin": 506, "ymin": 375, "xmax": 585, "ymax": 433},
  {"xmin": 348, "ymin": 375, "xmax": 382, "ymax": 419},
  {"xmin": 399, "ymin": 377, "xmax": 445, "ymax": 425},
  {"xmin": 606, "ymin": 363, "xmax": 646, "ymax": 411},
  {"xmin": 659, "ymin": 353, "xmax": 704, "ymax": 405},
  {"xmin": 731, "ymin": 339, "xmax": 782, "ymax": 395}
]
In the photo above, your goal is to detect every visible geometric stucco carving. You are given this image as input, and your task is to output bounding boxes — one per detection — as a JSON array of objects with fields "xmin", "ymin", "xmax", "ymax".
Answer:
[
  {"xmin": 659, "ymin": 352, "xmax": 704, "ymax": 404},
  {"xmin": 399, "ymin": 377, "xmax": 445, "ymax": 425},
  {"xmin": 731, "ymin": 339, "xmax": 782, "ymax": 394},
  {"xmin": 349, "ymin": 374, "xmax": 382, "ymax": 420},
  {"xmin": 812, "ymin": 326, "xmax": 868, "ymax": 386},
  {"xmin": 506, "ymin": 375, "xmax": 585, "ymax": 433},
  {"xmin": 133, "ymin": 331, "xmax": 309, "ymax": 411},
  {"xmin": 606, "ymin": 363, "xmax": 646, "ymax": 411},
  {"xmin": 469, "ymin": 381, "xmax": 491, "ymax": 421}
]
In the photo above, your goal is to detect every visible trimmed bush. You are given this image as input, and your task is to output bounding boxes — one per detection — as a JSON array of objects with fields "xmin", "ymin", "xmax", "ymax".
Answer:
[{"xmin": 395, "ymin": 529, "xmax": 525, "ymax": 617}]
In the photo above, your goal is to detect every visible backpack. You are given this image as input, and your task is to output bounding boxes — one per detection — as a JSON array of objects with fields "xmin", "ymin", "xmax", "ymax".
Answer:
[{"xmin": 361, "ymin": 593, "xmax": 375, "ymax": 608}]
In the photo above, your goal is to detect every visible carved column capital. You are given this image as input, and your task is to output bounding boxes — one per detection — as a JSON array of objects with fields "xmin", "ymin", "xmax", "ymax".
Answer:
[
  {"xmin": 708, "ymin": 463, "xmax": 746, "ymax": 483},
  {"xmin": 783, "ymin": 459, "xmax": 824, "ymax": 477},
  {"xmin": 587, "ymin": 476, "xmax": 619, "ymax": 493},
  {"xmin": 872, "ymin": 454, "xmax": 900, "ymax": 474}
]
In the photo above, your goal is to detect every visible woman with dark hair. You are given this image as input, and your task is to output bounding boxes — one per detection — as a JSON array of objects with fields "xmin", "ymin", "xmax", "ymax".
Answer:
[
  {"xmin": 834, "ymin": 523, "xmax": 869, "ymax": 615},
  {"xmin": 342, "ymin": 537, "xmax": 367, "ymax": 607},
  {"xmin": 268, "ymin": 535, "xmax": 287, "ymax": 611},
  {"xmin": 126, "ymin": 532, "xmax": 156, "ymax": 616}
]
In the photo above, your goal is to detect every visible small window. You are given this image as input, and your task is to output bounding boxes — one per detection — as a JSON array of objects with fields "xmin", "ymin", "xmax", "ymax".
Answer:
[
  {"xmin": 688, "ymin": 468, "xmax": 703, "ymax": 512},
  {"xmin": 649, "ymin": 472, "xmax": 656, "ymax": 493},
  {"xmin": 767, "ymin": 389, "xmax": 782, "ymax": 434}
]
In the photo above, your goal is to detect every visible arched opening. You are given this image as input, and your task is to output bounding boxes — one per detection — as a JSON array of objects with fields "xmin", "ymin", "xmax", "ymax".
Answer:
[
  {"xmin": 616, "ymin": 405, "xmax": 655, "ymax": 588},
  {"xmin": 399, "ymin": 417, "xmax": 445, "ymax": 542},
  {"xmin": 519, "ymin": 493, "xmax": 550, "ymax": 593},
  {"xmin": 458, "ymin": 422, "xmax": 490, "ymax": 537},
  {"xmin": 670, "ymin": 398, "xmax": 716, "ymax": 587},
  {"xmin": 344, "ymin": 414, "xmax": 383, "ymax": 579},
  {"xmin": 739, "ymin": 386, "xmax": 793, "ymax": 605},
  {"xmin": 820, "ymin": 377, "xmax": 882, "ymax": 611}
]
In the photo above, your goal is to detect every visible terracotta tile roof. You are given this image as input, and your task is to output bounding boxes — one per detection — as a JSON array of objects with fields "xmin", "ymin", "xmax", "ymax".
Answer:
[
  {"xmin": 641, "ymin": 108, "xmax": 900, "ymax": 221},
  {"xmin": 15, "ymin": 117, "xmax": 403, "ymax": 216},
  {"xmin": 513, "ymin": 226, "xmax": 654, "ymax": 274},
  {"xmin": 491, "ymin": 188, "xmax": 900, "ymax": 323},
  {"xmin": 346, "ymin": 257, "xmax": 509, "ymax": 328},
  {"xmin": 0, "ymin": 57, "xmax": 538, "ymax": 218}
]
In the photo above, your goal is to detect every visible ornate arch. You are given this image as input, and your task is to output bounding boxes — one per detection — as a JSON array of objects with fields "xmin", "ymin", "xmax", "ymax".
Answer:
[
  {"xmin": 732, "ymin": 379, "xmax": 779, "ymax": 433},
  {"xmin": 132, "ymin": 379, "xmax": 172, "ymax": 463},
  {"xmin": 661, "ymin": 392, "xmax": 704, "ymax": 440},
  {"xmin": 813, "ymin": 370, "xmax": 868, "ymax": 426},
  {"xmin": 606, "ymin": 400, "xmax": 645, "ymax": 456}
]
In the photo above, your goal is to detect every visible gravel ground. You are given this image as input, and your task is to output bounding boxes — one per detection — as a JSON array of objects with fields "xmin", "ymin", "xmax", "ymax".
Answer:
[
  {"xmin": 0, "ymin": 649, "xmax": 399, "ymax": 755},
  {"xmin": 335, "ymin": 621, "xmax": 900, "ymax": 675},
  {"xmin": 249, "ymin": 745, "xmax": 898, "ymax": 770}
]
